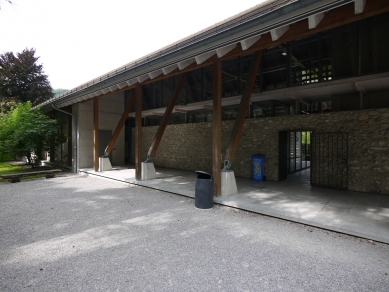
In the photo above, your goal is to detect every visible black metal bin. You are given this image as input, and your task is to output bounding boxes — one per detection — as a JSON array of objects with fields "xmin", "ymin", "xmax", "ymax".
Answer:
[{"xmin": 194, "ymin": 171, "xmax": 213, "ymax": 209}]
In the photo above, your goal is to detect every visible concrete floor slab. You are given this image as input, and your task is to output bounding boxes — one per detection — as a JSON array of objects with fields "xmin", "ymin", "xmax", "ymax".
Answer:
[{"xmin": 80, "ymin": 166, "xmax": 389, "ymax": 244}]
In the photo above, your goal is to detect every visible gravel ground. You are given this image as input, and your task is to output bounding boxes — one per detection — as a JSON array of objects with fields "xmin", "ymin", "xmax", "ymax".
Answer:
[{"xmin": 1, "ymin": 174, "xmax": 388, "ymax": 292}]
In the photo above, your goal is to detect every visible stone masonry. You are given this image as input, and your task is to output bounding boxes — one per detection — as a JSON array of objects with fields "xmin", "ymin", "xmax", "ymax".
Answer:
[{"xmin": 131, "ymin": 108, "xmax": 389, "ymax": 194}]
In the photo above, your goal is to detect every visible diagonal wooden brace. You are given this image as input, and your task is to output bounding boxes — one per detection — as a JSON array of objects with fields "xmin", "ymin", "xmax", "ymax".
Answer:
[
  {"xmin": 223, "ymin": 50, "xmax": 263, "ymax": 170},
  {"xmin": 146, "ymin": 73, "xmax": 187, "ymax": 161},
  {"xmin": 103, "ymin": 95, "xmax": 136, "ymax": 157}
]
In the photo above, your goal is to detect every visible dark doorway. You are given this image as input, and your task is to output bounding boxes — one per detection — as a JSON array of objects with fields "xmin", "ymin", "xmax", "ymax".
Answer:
[
  {"xmin": 99, "ymin": 130, "xmax": 113, "ymax": 161},
  {"xmin": 279, "ymin": 131, "xmax": 311, "ymax": 181},
  {"xmin": 311, "ymin": 132, "xmax": 348, "ymax": 189}
]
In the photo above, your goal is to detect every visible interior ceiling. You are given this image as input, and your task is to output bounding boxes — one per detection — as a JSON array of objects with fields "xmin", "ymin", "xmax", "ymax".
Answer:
[
  {"xmin": 262, "ymin": 73, "xmax": 389, "ymax": 104},
  {"xmin": 129, "ymin": 72, "xmax": 389, "ymax": 117}
]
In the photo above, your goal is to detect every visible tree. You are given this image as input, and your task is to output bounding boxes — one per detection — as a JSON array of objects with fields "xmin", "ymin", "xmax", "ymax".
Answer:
[
  {"xmin": 0, "ymin": 97, "xmax": 18, "ymax": 118},
  {"xmin": 0, "ymin": 48, "xmax": 54, "ymax": 106},
  {"xmin": 0, "ymin": 102, "xmax": 67, "ymax": 165}
]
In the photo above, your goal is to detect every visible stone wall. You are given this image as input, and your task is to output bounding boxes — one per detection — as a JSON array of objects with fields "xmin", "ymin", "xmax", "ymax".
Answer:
[{"xmin": 131, "ymin": 108, "xmax": 389, "ymax": 194}]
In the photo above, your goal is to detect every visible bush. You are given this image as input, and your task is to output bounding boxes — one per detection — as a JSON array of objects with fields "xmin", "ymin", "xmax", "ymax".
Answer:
[{"xmin": 0, "ymin": 102, "xmax": 67, "ymax": 165}]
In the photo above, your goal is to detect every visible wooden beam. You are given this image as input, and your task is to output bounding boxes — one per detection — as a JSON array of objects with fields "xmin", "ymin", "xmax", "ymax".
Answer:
[
  {"xmin": 135, "ymin": 85, "xmax": 142, "ymax": 180},
  {"xmin": 93, "ymin": 98, "xmax": 99, "ymax": 171},
  {"xmin": 224, "ymin": 50, "xmax": 263, "ymax": 165},
  {"xmin": 213, "ymin": 60, "xmax": 222, "ymax": 197},
  {"xmin": 147, "ymin": 73, "xmax": 187, "ymax": 159},
  {"xmin": 104, "ymin": 94, "xmax": 136, "ymax": 156}
]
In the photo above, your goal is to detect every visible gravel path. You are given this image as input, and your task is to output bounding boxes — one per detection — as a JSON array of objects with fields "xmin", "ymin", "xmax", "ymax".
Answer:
[{"xmin": 1, "ymin": 175, "xmax": 388, "ymax": 291}]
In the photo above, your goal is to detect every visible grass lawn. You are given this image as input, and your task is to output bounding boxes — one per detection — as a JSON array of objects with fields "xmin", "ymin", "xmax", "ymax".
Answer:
[{"xmin": 0, "ymin": 162, "xmax": 46, "ymax": 183}]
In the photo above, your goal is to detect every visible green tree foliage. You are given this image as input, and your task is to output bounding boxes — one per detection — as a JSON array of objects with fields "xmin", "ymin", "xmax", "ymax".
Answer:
[
  {"xmin": 0, "ymin": 48, "xmax": 54, "ymax": 106},
  {"xmin": 302, "ymin": 131, "xmax": 311, "ymax": 145},
  {"xmin": 0, "ymin": 102, "xmax": 67, "ymax": 164}
]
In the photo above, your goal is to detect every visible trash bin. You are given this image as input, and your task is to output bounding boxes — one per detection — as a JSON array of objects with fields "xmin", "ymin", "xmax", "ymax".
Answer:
[
  {"xmin": 252, "ymin": 154, "xmax": 265, "ymax": 182},
  {"xmin": 194, "ymin": 171, "xmax": 213, "ymax": 209}
]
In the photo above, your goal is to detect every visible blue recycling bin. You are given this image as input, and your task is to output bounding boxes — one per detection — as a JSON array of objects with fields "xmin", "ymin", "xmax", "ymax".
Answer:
[{"xmin": 252, "ymin": 154, "xmax": 265, "ymax": 182}]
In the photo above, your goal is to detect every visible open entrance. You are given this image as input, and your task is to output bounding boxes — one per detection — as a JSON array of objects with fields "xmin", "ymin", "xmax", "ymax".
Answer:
[
  {"xmin": 287, "ymin": 131, "xmax": 311, "ymax": 174},
  {"xmin": 280, "ymin": 131, "xmax": 348, "ymax": 189},
  {"xmin": 279, "ymin": 131, "xmax": 311, "ymax": 182}
]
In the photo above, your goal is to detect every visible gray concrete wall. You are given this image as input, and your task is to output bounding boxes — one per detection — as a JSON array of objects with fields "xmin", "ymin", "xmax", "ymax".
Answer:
[
  {"xmin": 99, "ymin": 93, "xmax": 125, "ymax": 166},
  {"xmin": 76, "ymin": 92, "xmax": 125, "ymax": 169},
  {"xmin": 76, "ymin": 101, "xmax": 93, "ymax": 169},
  {"xmin": 131, "ymin": 108, "xmax": 389, "ymax": 194}
]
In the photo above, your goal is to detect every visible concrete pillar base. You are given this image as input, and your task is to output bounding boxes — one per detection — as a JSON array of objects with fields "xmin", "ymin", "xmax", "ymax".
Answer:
[
  {"xmin": 99, "ymin": 157, "xmax": 112, "ymax": 172},
  {"xmin": 141, "ymin": 162, "xmax": 157, "ymax": 180},
  {"xmin": 221, "ymin": 170, "xmax": 238, "ymax": 197}
]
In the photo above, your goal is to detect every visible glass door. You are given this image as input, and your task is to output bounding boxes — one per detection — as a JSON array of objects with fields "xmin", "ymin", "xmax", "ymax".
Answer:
[{"xmin": 287, "ymin": 131, "xmax": 311, "ymax": 174}]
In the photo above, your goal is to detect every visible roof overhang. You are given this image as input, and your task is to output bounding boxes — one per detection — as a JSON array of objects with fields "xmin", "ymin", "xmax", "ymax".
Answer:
[{"xmin": 40, "ymin": 0, "xmax": 387, "ymax": 111}]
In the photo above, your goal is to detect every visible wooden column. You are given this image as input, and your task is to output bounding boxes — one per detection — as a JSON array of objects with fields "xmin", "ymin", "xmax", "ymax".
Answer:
[
  {"xmin": 213, "ymin": 60, "xmax": 222, "ymax": 197},
  {"xmin": 147, "ymin": 73, "xmax": 187, "ymax": 159},
  {"xmin": 104, "ymin": 95, "xmax": 136, "ymax": 156},
  {"xmin": 135, "ymin": 85, "xmax": 142, "ymax": 180},
  {"xmin": 224, "ymin": 50, "xmax": 262, "ymax": 166},
  {"xmin": 93, "ymin": 97, "xmax": 99, "ymax": 171}
]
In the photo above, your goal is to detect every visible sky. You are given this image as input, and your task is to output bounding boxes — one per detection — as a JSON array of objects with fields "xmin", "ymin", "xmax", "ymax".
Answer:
[{"xmin": 0, "ymin": 0, "xmax": 266, "ymax": 90}]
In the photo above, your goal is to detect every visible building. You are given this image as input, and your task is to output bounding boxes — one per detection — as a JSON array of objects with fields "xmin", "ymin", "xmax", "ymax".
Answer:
[{"xmin": 40, "ymin": 0, "xmax": 389, "ymax": 196}]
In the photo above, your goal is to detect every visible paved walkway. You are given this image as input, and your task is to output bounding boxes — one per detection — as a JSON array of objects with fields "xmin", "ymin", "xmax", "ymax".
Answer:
[
  {"xmin": 80, "ymin": 166, "xmax": 389, "ymax": 244},
  {"xmin": 2, "ymin": 175, "xmax": 389, "ymax": 291}
]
